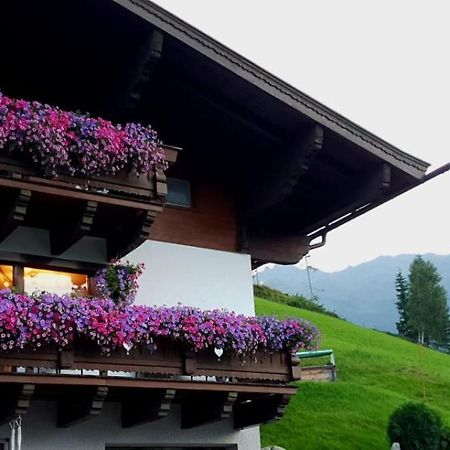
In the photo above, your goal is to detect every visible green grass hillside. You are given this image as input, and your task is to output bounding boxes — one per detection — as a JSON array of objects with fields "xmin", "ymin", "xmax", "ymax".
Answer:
[{"xmin": 255, "ymin": 297, "xmax": 450, "ymax": 450}]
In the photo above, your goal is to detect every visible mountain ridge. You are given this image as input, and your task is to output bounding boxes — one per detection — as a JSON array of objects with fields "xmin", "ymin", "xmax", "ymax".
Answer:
[{"xmin": 257, "ymin": 253, "xmax": 450, "ymax": 332}]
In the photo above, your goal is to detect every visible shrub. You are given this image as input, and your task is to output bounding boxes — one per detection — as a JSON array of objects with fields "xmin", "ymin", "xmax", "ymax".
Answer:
[
  {"xmin": 253, "ymin": 284, "xmax": 339, "ymax": 318},
  {"xmin": 441, "ymin": 427, "xmax": 450, "ymax": 449},
  {"xmin": 387, "ymin": 402, "xmax": 447, "ymax": 450}
]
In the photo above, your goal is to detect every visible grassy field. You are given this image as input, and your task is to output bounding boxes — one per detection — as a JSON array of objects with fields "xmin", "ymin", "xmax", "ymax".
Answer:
[{"xmin": 255, "ymin": 297, "xmax": 450, "ymax": 450}]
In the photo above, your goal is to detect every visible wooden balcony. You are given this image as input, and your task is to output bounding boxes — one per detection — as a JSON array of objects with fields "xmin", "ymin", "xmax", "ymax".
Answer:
[
  {"xmin": 0, "ymin": 340, "xmax": 298, "ymax": 429},
  {"xmin": 0, "ymin": 146, "xmax": 179, "ymax": 261}
]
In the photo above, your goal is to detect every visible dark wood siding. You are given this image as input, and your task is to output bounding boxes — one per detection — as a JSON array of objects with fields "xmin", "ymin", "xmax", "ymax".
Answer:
[{"xmin": 150, "ymin": 183, "xmax": 237, "ymax": 252}]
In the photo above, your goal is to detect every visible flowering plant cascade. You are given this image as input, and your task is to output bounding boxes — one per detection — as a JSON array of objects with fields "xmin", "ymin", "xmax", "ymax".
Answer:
[
  {"xmin": 0, "ymin": 290, "xmax": 319, "ymax": 356},
  {"xmin": 95, "ymin": 261, "xmax": 145, "ymax": 307},
  {"xmin": 0, "ymin": 91, "xmax": 166, "ymax": 177}
]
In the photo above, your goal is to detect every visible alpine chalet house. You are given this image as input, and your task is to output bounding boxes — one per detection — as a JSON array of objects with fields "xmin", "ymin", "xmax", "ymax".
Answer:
[{"xmin": 0, "ymin": 1, "xmax": 447, "ymax": 450}]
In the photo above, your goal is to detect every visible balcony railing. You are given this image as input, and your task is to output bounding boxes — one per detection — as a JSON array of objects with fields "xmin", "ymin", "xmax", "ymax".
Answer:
[
  {"xmin": 0, "ymin": 339, "xmax": 298, "ymax": 382},
  {"xmin": 0, "ymin": 340, "xmax": 299, "ymax": 429}
]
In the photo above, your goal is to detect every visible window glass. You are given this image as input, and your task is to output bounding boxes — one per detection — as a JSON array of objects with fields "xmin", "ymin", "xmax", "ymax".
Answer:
[
  {"xmin": 0, "ymin": 265, "xmax": 13, "ymax": 289},
  {"xmin": 24, "ymin": 267, "xmax": 89, "ymax": 296},
  {"xmin": 166, "ymin": 178, "xmax": 192, "ymax": 208}
]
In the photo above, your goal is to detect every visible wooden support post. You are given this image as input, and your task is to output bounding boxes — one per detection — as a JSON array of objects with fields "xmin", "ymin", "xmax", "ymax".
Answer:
[
  {"xmin": 58, "ymin": 350, "xmax": 74, "ymax": 370},
  {"xmin": 0, "ymin": 189, "xmax": 31, "ymax": 243},
  {"xmin": 290, "ymin": 353, "xmax": 301, "ymax": 381},
  {"xmin": 0, "ymin": 383, "xmax": 35, "ymax": 424},
  {"xmin": 121, "ymin": 388, "xmax": 175, "ymax": 428},
  {"xmin": 181, "ymin": 391, "xmax": 238, "ymax": 429},
  {"xmin": 57, "ymin": 386, "xmax": 108, "ymax": 428},
  {"xmin": 233, "ymin": 393, "xmax": 291, "ymax": 430},
  {"xmin": 50, "ymin": 200, "xmax": 98, "ymax": 255},
  {"xmin": 13, "ymin": 265, "xmax": 24, "ymax": 292},
  {"xmin": 184, "ymin": 350, "xmax": 197, "ymax": 375}
]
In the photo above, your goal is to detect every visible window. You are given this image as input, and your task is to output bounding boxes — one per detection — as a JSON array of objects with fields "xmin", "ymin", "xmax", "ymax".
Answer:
[
  {"xmin": 1, "ymin": 263, "xmax": 91, "ymax": 296},
  {"xmin": 166, "ymin": 178, "xmax": 192, "ymax": 208},
  {"xmin": 0, "ymin": 265, "xmax": 13, "ymax": 289},
  {"xmin": 23, "ymin": 267, "xmax": 89, "ymax": 296}
]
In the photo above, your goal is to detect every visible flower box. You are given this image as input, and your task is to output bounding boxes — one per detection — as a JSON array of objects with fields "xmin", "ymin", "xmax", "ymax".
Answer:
[
  {"xmin": 0, "ymin": 145, "xmax": 178, "ymax": 203},
  {"xmin": 0, "ymin": 292, "xmax": 316, "ymax": 384},
  {"xmin": 0, "ymin": 91, "xmax": 180, "ymax": 204}
]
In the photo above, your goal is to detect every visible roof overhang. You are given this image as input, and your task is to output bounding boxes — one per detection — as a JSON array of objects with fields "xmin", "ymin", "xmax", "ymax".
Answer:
[
  {"xmin": 0, "ymin": 0, "xmax": 444, "ymax": 266},
  {"xmin": 114, "ymin": 0, "xmax": 428, "ymax": 178}
]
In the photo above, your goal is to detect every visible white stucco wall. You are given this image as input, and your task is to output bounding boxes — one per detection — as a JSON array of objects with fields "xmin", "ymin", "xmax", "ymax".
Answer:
[
  {"xmin": 128, "ymin": 240, "xmax": 256, "ymax": 316},
  {"xmin": 0, "ymin": 402, "xmax": 260, "ymax": 450}
]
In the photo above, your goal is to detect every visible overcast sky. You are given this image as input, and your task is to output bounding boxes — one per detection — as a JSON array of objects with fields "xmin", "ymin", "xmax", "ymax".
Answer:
[{"xmin": 153, "ymin": 0, "xmax": 450, "ymax": 272}]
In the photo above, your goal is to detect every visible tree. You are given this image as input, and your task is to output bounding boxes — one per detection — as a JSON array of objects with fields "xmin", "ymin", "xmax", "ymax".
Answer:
[
  {"xmin": 395, "ymin": 270, "xmax": 412, "ymax": 337},
  {"xmin": 406, "ymin": 256, "xmax": 449, "ymax": 345}
]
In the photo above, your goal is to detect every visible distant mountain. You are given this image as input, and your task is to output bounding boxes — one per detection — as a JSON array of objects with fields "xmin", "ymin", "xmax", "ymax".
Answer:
[{"xmin": 257, "ymin": 253, "xmax": 450, "ymax": 332}]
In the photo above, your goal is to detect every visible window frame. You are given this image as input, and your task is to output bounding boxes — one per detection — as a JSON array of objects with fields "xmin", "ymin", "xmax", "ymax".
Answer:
[{"xmin": 165, "ymin": 177, "xmax": 193, "ymax": 209}]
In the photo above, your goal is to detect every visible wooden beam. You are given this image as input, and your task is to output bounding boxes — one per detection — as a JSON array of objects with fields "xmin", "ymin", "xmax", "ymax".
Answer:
[
  {"xmin": 0, "ymin": 373, "xmax": 297, "ymax": 396},
  {"xmin": 0, "ymin": 383, "xmax": 34, "ymax": 424},
  {"xmin": 0, "ymin": 177, "xmax": 164, "ymax": 212},
  {"xmin": 181, "ymin": 391, "xmax": 238, "ymax": 429},
  {"xmin": 57, "ymin": 386, "xmax": 108, "ymax": 428},
  {"xmin": 167, "ymin": 75, "xmax": 284, "ymax": 145},
  {"xmin": 115, "ymin": 29, "xmax": 164, "ymax": 117},
  {"xmin": 50, "ymin": 201, "xmax": 98, "ymax": 255},
  {"xmin": 233, "ymin": 393, "xmax": 291, "ymax": 430},
  {"xmin": 244, "ymin": 124, "xmax": 324, "ymax": 217},
  {"xmin": 0, "ymin": 189, "xmax": 31, "ymax": 242},
  {"xmin": 122, "ymin": 388, "xmax": 175, "ymax": 428},
  {"xmin": 107, "ymin": 209, "xmax": 157, "ymax": 259},
  {"xmin": 243, "ymin": 230, "xmax": 310, "ymax": 266},
  {"xmin": 304, "ymin": 162, "xmax": 392, "ymax": 236}
]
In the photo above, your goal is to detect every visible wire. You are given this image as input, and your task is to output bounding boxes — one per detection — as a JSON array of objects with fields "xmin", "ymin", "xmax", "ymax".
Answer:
[{"xmin": 305, "ymin": 255, "xmax": 314, "ymax": 299}]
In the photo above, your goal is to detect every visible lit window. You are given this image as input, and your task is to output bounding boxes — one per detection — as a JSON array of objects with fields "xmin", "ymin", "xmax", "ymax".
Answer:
[
  {"xmin": 0, "ymin": 265, "xmax": 13, "ymax": 289},
  {"xmin": 24, "ymin": 267, "xmax": 89, "ymax": 296},
  {"xmin": 166, "ymin": 178, "xmax": 192, "ymax": 208}
]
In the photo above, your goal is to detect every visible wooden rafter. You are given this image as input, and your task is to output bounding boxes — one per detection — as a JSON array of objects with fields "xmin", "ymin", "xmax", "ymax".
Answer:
[
  {"xmin": 233, "ymin": 393, "xmax": 291, "ymax": 430},
  {"xmin": 0, "ymin": 383, "xmax": 35, "ymax": 424},
  {"xmin": 166, "ymin": 75, "xmax": 284, "ymax": 145},
  {"xmin": 107, "ymin": 209, "xmax": 157, "ymax": 259},
  {"xmin": 50, "ymin": 200, "xmax": 98, "ymax": 255},
  {"xmin": 57, "ymin": 386, "xmax": 108, "ymax": 428},
  {"xmin": 181, "ymin": 391, "xmax": 238, "ymax": 429},
  {"xmin": 0, "ymin": 189, "xmax": 31, "ymax": 242},
  {"xmin": 244, "ymin": 124, "xmax": 324, "ymax": 217},
  {"xmin": 115, "ymin": 29, "xmax": 164, "ymax": 117},
  {"xmin": 122, "ymin": 388, "xmax": 175, "ymax": 428},
  {"xmin": 304, "ymin": 162, "xmax": 392, "ymax": 236}
]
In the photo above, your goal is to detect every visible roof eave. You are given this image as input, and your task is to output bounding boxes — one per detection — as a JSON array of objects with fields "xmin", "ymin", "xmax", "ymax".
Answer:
[{"xmin": 113, "ymin": 0, "xmax": 430, "ymax": 179}]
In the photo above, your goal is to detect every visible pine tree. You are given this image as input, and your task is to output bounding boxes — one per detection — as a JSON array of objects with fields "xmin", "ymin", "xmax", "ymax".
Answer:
[
  {"xmin": 395, "ymin": 270, "xmax": 411, "ymax": 337},
  {"xmin": 406, "ymin": 256, "xmax": 449, "ymax": 345}
]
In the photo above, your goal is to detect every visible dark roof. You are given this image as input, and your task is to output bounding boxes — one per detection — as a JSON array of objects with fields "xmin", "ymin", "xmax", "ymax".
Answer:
[{"xmin": 116, "ymin": 0, "xmax": 429, "ymax": 178}]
